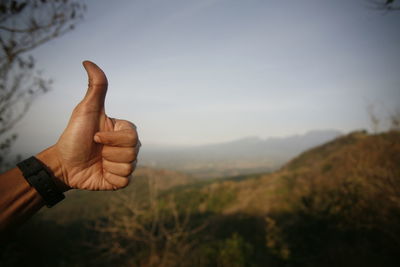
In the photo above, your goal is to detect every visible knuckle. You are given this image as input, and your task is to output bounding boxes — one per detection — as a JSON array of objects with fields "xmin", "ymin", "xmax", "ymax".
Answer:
[
  {"xmin": 126, "ymin": 164, "xmax": 134, "ymax": 174},
  {"xmin": 122, "ymin": 120, "xmax": 137, "ymax": 129},
  {"xmin": 90, "ymin": 82, "xmax": 108, "ymax": 89},
  {"xmin": 72, "ymin": 101, "xmax": 99, "ymax": 115},
  {"xmin": 127, "ymin": 131, "xmax": 138, "ymax": 146},
  {"xmin": 126, "ymin": 148, "xmax": 136, "ymax": 161},
  {"xmin": 115, "ymin": 119, "xmax": 137, "ymax": 131},
  {"xmin": 122, "ymin": 163, "xmax": 133, "ymax": 176},
  {"xmin": 120, "ymin": 178, "xmax": 130, "ymax": 188}
]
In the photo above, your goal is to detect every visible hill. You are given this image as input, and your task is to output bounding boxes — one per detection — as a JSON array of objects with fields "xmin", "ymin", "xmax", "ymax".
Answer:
[
  {"xmin": 163, "ymin": 130, "xmax": 400, "ymax": 266},
  {"xmin": 185, "ymin": 130, "xmax": 400, "ymax": 215},
  {"xmin": 2, "ymin": 130, "xmax": 399, "ymax": 267}
]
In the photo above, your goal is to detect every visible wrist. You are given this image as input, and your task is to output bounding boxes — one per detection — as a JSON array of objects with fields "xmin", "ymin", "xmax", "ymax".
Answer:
[{"xmin": 36, "ymin": 146, "xmax": 70, "ymax": 193}]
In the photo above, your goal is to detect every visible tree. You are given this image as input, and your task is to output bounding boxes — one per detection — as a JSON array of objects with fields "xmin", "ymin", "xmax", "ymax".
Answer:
[
  {"xmin": 369, "ymin": 0, "xmax": 400, "ymax": 11},
  {"xmin": 0, "ymin": 0, "xmax": 86, "ymax": 169},
  {"xmin": 389, "ymin": 109, "xmax": 400, "ymax": 131},
  {"xmin": 367, "ymin": 104, "xmax": 380, "ymax": 134},
  {"xmin": 92, "ymin": 174, "xmax": 207, "ymax": 267}
]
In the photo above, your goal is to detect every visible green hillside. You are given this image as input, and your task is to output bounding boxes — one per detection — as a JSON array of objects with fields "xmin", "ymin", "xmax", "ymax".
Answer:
[{"xmin": 1, "ymin": 130, "xmax": 399, "ymax": 267}]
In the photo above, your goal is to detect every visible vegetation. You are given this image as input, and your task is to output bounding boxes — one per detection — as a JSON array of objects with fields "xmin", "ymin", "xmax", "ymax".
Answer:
[{"xmin": 1, "ymin": 130, "xmax": 399, "ymax": 266}]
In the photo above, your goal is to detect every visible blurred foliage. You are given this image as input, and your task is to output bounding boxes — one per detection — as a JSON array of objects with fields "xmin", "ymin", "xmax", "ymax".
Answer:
[{"xmin": 1, "ymin": 130, "xmax": 400, "ymax": 266}]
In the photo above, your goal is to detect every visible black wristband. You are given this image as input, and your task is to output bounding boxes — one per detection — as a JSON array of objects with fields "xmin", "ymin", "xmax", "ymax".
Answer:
[{"xmin": 17, "ymin": 157, "xmax": 65, "ymax": 207}]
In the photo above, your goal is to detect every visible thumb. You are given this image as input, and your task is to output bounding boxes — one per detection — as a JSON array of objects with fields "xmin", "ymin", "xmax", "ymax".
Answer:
[{"xmin": 82, "ymin": 60, "xmax": 108, "ymax": 110}]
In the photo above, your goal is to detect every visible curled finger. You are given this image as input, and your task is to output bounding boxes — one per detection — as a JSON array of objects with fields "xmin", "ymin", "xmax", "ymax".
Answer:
[
  {"xmin": 102, "ymin": 145, "xmax": 137, "ymax": 163},
  {"xmin": 95, "ymin": 129, "xmax": 138, "ymax": 147},
  {"xmin": 104, "ymin": 171, "xmax": 130, "ymax": 189},
  {"xmin": 103, "ymin": 159, "xmax": 134, "ymax": 177}
]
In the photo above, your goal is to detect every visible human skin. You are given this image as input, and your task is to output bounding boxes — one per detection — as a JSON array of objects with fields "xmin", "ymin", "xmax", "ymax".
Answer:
[{"xmin": 0, "ymin": 61, "xmax": 140, "ymax": 232}]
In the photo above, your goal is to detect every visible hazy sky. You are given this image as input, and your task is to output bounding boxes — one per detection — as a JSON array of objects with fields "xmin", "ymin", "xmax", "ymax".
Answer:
[{"xmin": 13, "ymin": 0, "xmax": 400, "ymax": 154}]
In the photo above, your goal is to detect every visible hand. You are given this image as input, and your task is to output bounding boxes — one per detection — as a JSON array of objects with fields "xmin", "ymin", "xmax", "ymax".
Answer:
[{"xmin": 37, "ymin": 61, "xmax": 140, "ymax": 191}]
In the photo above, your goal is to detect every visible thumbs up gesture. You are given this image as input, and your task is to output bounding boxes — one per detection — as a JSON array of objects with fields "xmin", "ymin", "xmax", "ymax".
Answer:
[{"xmin": 37, "ymin": 61, "xmax": 140, "ymax": 191}]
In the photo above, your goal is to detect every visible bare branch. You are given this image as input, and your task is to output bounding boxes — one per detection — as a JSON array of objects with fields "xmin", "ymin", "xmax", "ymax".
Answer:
[
  {"xmin": 367, "ymin": 0, "xmax": 400, "ymax": 11},
  {"xmin": 0, "ymin": 0, "xmax": 86, "ymax": 166},
  {"xmin": 89, "ymin": 176, "xmax": 209, "ymax": 266}
]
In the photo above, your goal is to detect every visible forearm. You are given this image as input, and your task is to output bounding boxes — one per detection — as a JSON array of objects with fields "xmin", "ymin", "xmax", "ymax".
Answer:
[
  {"xmin": 0, "ymin": 167, "xmax": 44, "ymax": 232},
  {"xmin": 0, "ymin": 146, "xmax": 67, "ymax": 232}
]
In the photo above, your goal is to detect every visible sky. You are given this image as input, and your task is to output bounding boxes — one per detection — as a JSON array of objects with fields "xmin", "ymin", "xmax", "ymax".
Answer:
[{"xmin": 12, "ymin": 0, "xmax": 400, "ymax": 154}]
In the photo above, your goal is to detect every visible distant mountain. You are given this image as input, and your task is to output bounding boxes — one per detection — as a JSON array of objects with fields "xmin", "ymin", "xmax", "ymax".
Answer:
[{"xmin": 139, "ymin": 129, "xmax": 342, "ymax": 178}]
